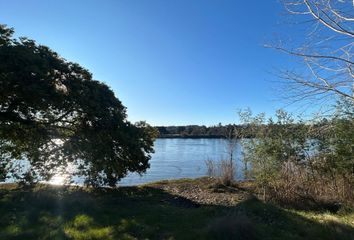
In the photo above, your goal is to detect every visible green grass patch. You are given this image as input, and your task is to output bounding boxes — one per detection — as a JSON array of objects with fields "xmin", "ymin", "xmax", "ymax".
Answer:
[{"xmin": 0, "ymin": 180, "xmax": 353, "ymax": 240}]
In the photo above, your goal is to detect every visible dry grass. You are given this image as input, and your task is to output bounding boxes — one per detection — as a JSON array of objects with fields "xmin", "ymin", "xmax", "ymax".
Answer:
[{"xmin": 205, "ymin": 159, "xmax": 235, "ymax": 186}]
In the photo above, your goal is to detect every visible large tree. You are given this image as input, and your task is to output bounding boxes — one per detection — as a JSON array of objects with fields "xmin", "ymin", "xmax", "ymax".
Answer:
[{"xmin": 0, "ymin": 25, "xmax": 157, "ymax": 187}]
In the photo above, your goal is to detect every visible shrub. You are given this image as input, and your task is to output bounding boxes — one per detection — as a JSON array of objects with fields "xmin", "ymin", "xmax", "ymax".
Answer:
[{"xmin": 239, "ymin": 106, "xmax": 354, "ymax": 206}]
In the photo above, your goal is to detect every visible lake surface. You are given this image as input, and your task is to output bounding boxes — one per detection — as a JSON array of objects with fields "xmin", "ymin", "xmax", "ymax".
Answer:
[
  {"xmin": 119, "ymin": 138, "xmax": 244, "ymax": 186},
  {"xmin": 4, "ymin": 138, "xmax": 245, "ymax": 186}
]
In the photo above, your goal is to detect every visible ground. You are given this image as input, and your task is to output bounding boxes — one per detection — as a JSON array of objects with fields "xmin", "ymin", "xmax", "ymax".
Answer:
[{"xmin": 0, "ymin": 177, "xmax": 353, "ymax": 240}]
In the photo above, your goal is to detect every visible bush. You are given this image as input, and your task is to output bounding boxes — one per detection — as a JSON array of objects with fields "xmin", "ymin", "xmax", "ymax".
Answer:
[{"xmin": 239, "ymin": 106, "xmax": 354, "ymax": 206}]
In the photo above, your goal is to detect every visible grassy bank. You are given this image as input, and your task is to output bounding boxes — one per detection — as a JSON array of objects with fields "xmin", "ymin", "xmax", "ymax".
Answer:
[{"xmin": 0, "ymin": 178, "xmax": 353, "ymax": 240}]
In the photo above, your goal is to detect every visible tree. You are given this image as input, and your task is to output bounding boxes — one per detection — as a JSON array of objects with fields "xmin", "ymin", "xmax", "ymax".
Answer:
[
  {"xmin": 316, "ymin": 97, "xmax": 354, "ymax": 199},
  {"xmin": 271, "ymin": 0, "xmax": 353, "ymax": 107},
  {"xmin": 239, "ymin": 109, "xmax": 307, "ymax": 199},
  {"xmin": 0, "ymin": 24, "xmax": 157, "ymax": 187}
]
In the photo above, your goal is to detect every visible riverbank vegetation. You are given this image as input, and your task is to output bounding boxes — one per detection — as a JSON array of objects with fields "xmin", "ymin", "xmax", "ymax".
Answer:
[
  {"xmin": 237, "ymin": 102, "xmax": 353, "ymax": 207},
  {"xmin": 204, "ymin": 103, "xmax": 353, "ymax": 211},
  {"xmin": 1, "ymin": 178, "xmax": 353, "ymax": 240}
]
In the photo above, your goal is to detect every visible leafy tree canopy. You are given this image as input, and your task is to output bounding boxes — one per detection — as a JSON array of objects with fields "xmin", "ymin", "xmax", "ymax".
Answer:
[{"xmin": 0, "ymin": 24, "xmax": 157, "ymax": 187}]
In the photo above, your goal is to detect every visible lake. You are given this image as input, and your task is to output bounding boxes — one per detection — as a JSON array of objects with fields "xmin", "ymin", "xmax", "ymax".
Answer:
[
  {"xmin": 4, "ymin": 138, "xmax": 246, "ymax": 186},
  {"xmin": 119, "ymin": 138, "xmax": 245, "ymax": 186}
]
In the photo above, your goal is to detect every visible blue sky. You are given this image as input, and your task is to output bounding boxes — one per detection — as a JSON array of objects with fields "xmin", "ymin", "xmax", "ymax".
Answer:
[{"xmin": 0, "ymin": 0, "xmax": 299, "ymax": 126}]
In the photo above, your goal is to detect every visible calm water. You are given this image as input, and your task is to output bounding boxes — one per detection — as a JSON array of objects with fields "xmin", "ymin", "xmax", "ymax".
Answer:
[
  {"xmin": 4, "ymin": 138, "xmax": 245, "ymax": 186},
  {"xmin": 119, "ymin": 138, "xmax": 244, "ymax": 186}
]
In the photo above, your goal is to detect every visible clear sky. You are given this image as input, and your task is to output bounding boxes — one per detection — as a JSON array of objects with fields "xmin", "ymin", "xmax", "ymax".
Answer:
[{"xmin": 0, "ymin": 0, "xmax": 298, "ymax": 126}]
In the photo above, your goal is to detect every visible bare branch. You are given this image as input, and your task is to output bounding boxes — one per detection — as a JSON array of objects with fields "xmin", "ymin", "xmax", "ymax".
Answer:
[
  {"xmin": 303, "ymin": 0, "xmax": 354, "ymax": 37},
  {"xmin": 270, "ymin": 45, "xmax": 354, "ymax": 65}
]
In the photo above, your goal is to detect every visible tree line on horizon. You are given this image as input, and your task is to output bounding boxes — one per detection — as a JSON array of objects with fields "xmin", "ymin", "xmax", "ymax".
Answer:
[{"xmin": 155, "ymin": 118, "xmax": 333, "ymax": 139}]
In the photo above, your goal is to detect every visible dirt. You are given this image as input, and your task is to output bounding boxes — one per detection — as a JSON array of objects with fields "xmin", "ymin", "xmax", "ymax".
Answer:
[{"xmin": 149, "ymin": 177, "xmax": 255, "ymax": 207}]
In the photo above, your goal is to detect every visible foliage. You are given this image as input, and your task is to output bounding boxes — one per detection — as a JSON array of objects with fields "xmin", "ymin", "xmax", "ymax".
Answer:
[
  {"xmin": 0, "ymin": 24, "xmax": 157, "ymax": 186},
  {"xmin": 240, "ymin": 109, "xmax": 307, "ymax": 196},
  {"xmin": 157, "ymin": 124, "xmax": 256, "ymax": 138},
  {"xmin": 239, "ymin": 105, "xmax": 354, "ymax": 204},
  {"xmin": 310, "ymin": 98, "xmax": 354, "ymax": 201}
]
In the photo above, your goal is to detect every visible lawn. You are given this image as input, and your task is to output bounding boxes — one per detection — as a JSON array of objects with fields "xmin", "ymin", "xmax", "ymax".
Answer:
[{"xmin": 0, "ymin": 178, "xmax": 353, "ymax": 240}]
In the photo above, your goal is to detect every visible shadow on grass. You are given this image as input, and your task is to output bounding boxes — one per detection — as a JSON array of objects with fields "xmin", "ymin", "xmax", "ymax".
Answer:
[{"xmin": 0, "ymin": 184, "xmax": 353, "ymax": 240}]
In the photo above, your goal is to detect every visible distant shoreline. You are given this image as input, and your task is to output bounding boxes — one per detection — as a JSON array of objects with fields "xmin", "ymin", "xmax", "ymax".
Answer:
[{"xmin": 157, "ymin": 134, "xmax": 226, "ymax": 139}]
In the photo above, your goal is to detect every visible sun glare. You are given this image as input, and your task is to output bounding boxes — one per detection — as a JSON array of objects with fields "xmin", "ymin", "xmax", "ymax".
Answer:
[{"xmin": 49, "ymin": 175, "xmax": 67, "ymax": 185}]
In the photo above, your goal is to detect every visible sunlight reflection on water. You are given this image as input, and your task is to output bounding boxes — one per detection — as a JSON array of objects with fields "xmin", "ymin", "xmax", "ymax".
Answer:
[{"xmin": 5, "ymin": 139, "xmax": 245, "ymax": 186}]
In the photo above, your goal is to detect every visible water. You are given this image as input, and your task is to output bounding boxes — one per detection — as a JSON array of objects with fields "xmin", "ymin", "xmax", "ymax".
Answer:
[
  {"xmin": 3, "ymin": 138, "xmax": 245, "ymax": 186},
  {"xmin": 119, "ymin": 138, "xmax": 244, "ymax": 186}
]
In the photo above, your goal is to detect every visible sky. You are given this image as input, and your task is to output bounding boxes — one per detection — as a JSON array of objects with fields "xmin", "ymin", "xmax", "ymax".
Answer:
[{"xmin": 0, "ymin": 0, "xmax": 299, "ymax": 126}]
